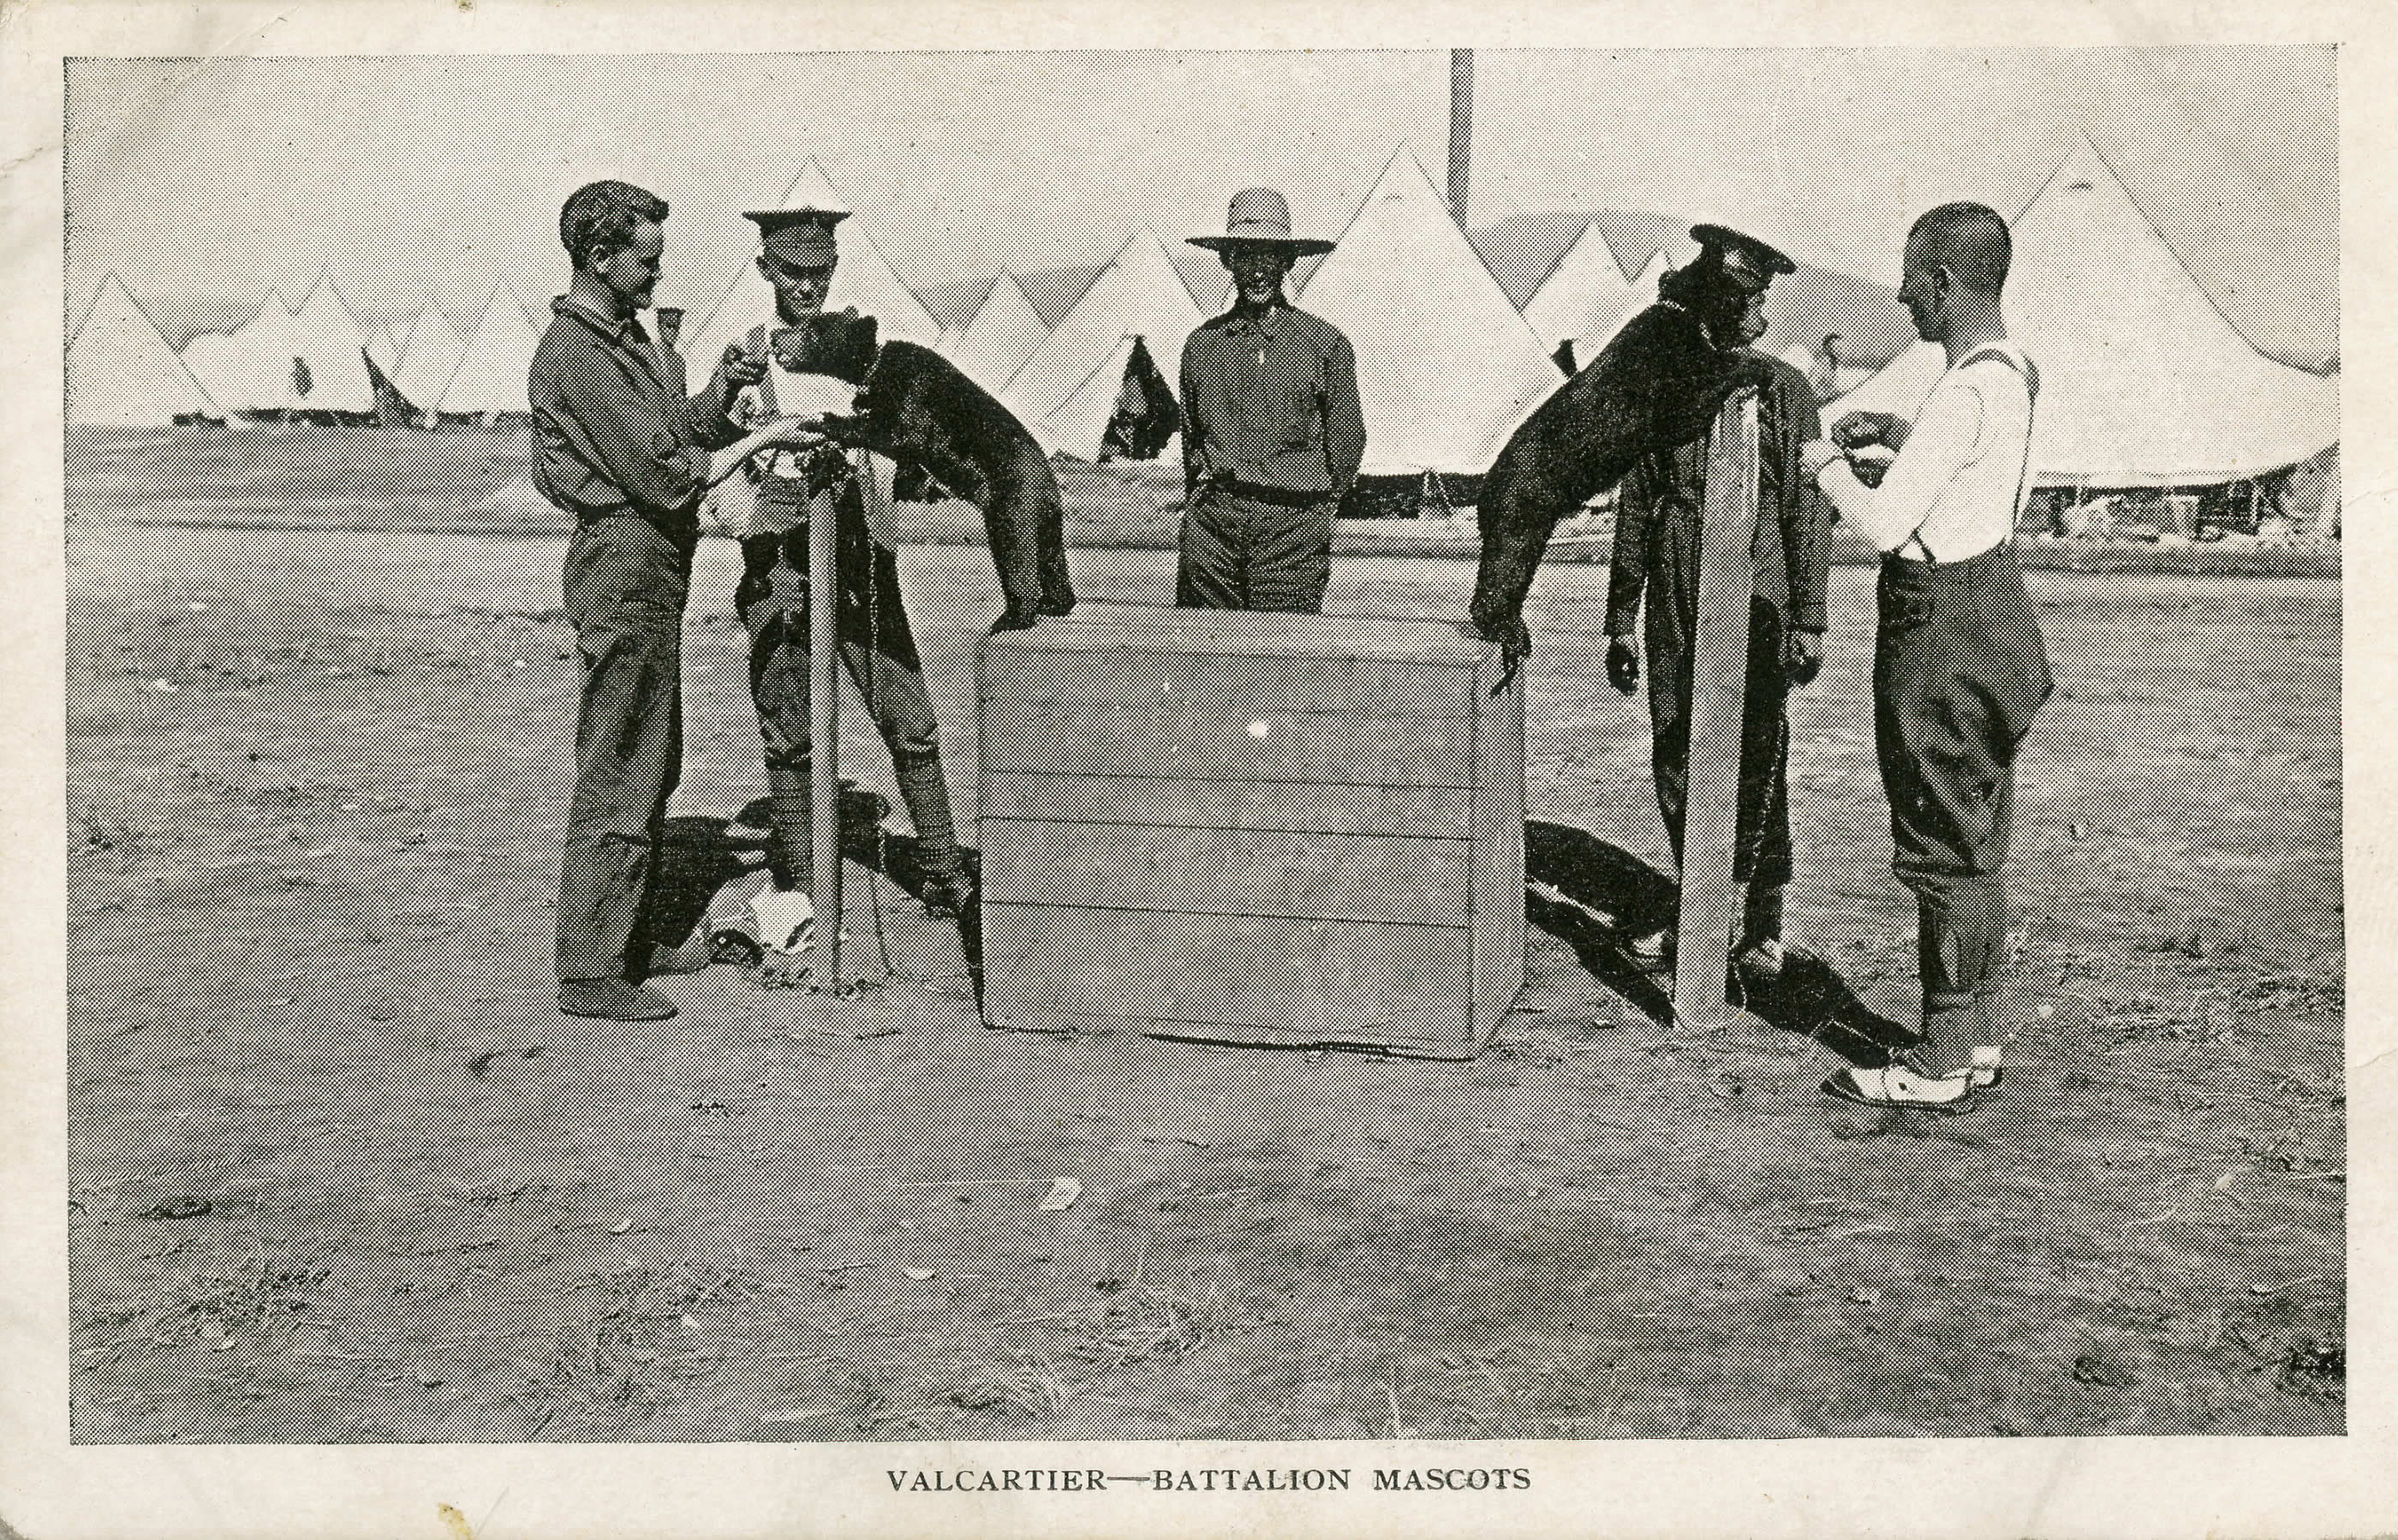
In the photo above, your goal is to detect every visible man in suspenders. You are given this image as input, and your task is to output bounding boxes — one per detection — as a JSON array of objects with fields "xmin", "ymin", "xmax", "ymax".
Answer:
[{"xmin": 1805, "ymin": 202, "xmax": 2053, "ymax": 1112}]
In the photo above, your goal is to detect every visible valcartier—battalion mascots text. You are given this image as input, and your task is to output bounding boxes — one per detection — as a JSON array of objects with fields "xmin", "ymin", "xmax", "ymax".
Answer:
[{"xmin": 1468, "ymin": 224, "xmax": 1799, "ymax": 676}]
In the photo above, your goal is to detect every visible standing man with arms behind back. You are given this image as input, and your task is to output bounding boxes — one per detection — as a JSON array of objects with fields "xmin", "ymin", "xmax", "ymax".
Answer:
[
  {"xmin": 1804, "ymin": 201, "xmax": 2051, "ymax": 1112},
  {"xmin": 530, "ymin": 180, "xmax": 802, "ymax": 1022},
  {"xmin": 1178, "ymin": 188, "xmax": 1365, "ymax": 612}
]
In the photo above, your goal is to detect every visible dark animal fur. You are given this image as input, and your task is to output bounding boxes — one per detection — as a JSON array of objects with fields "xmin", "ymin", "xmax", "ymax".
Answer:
[
  {"xmin": 1467, "ymin": 273, "xmax": 1777, "ymax": 672},
  {"xmin": 772, "ymin": 309, "xmax": 1075, "ymax": 633}
]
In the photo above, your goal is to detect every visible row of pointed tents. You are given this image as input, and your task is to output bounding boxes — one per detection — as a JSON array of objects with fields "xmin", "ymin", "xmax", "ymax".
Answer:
[
  {"xmin": 68, "ymin": 268, "xmax": 535, "ymax": 428},
  {"xmin": 72, "ymin": 137, "xmax": 2335, "ymax": 495}
]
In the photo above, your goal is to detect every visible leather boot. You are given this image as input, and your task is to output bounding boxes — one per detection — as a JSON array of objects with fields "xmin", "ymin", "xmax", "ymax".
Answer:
[
  {"xmin": 894, "ymin": 752, "xmax": 972, "ymax": 918},
  {"xmin": 763, "ymin": 763, "xmax": 812, "ymax": 893}
]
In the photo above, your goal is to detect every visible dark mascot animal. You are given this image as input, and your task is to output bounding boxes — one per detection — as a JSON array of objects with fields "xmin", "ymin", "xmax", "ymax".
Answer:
[
  {"xmin": 1467, "ymin": 263, "xmax": 1781, "ymax": 677},
  {"xmin": 771, "ymin": 308, "xmax": 1076, "ymax": 634}
]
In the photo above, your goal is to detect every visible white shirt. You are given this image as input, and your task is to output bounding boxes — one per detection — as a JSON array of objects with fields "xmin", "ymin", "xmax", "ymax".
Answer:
[
  {"xmin": 704, "ymin": 313, "xmax": 880, "ymax": 540},
  {"xmin": 1818, "ymin": 343, "xmax": 2035, "ymax": 564}
]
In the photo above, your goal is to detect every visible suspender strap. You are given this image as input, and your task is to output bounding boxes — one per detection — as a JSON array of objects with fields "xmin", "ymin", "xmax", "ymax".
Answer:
[
  {"xmin": 1960, "ymin": 343, "xmax": 2040, "ymax": 539},
  {"xmin": 1903, "ymin": 343, "xmax": 2039, "ymax": 565},
  {"xmin": 745, "ymin": 325, "xmax": 779, "ymax": 416}
]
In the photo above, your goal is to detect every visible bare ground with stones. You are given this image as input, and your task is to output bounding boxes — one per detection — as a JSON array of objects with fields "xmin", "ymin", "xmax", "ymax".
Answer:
[{"xmin": 65, "ymin": 427, "xmax": 2341, "ymax": 1442}]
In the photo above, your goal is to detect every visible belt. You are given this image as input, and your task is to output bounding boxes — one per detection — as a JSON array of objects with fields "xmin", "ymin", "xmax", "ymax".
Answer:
[
  {"xmin": 1883, "ymin": 538, "xmax": 2018, "ymax": 580},
  {"xmin": 1208, "ymin": 479, "xmax": 1335, "ymax": 509}
]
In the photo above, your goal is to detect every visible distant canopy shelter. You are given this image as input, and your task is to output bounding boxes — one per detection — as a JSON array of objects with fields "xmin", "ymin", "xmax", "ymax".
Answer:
[
  {"xmin": 1097, "ymin": 336, "xmax": 1180, "ymax": 462},
  {"xmin": 1298, "ymin": 146, "xmax": 1560, "ymax": 518},
  {"xmin": 1831, "ymin": 135, "xmax": 2338, "ymax": 498}
]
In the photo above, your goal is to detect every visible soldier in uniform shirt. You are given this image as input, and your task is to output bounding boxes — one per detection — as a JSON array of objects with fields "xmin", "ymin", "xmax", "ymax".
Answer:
[
  {"xmin": 1604, "ymin": 225, "xmax": 1829, "ymax": 986},
  {"xmin": 1178, "ymin": 188, "xmax": 1366, "ymax": 613},
  {"xmin": 718, "ymin": 204, "xmax": 975, "ymax": 954}
]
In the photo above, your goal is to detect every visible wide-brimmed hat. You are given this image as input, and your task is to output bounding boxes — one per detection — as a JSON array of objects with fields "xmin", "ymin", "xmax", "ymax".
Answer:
[{"xmin": 1189, "ymin": 188, "xmax": 1336, "ymax": 256}]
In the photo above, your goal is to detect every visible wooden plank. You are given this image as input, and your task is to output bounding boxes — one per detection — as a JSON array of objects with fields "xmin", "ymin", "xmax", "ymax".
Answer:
[
  {"xmin": 1471, "ymin": 665, "xmax": 1528, "ymax": 1035},
  {"xmin": 979, "ymin": 771, "xmax": 1474, "ymax": 839},
  {"xmin": 804, "ymin": 443, "xmax": 847, "ymax": 989},
  {"xmin": 983, "ymin": 647, "xmax": 1482, "ymax": 718},
  {"xmin": 1671, "ymin": 393, "xmax": 1761, "ymax": 1030},
  {"xmin": 980, "ymin": 701, "xmax": 1479, "ymax": 787},
  {"xmin": 980, "ymin": 904, "xmax": 1475, "ymax": 1054},
  {"xmin": 984, "ymin": 602, "xmax": 1500, "ymax": 666},
  {"xmin": 981, "ymin": 820, "xmax": 1473, "ymax": 926}
]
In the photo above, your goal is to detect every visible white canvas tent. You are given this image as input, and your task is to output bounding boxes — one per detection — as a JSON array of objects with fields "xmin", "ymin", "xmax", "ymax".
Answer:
[
  {"xmin": 945, "ymin": 271, "xmax": 1050, "ymax": 393},
  {"xmin": 391, "ymin": 301, "xmax": 466, "ymax": 415},
  {"xmin": 1831, "ymin": 136, "xmax": 2337, "ymax": 488},
  {"xmin": 284, "ymin": 275, "xmax": 379, "ymax": 413},
  {"xmin": 682, "ymin": 158, "xmax": 943, "ymax": 379},
  {"xmin": 367, "ymin": 322, "xmax": 405, "ymax": 377},
  {"xmin": 1297, "ymin": 146, "xmax": 1562, "ymax": 475},
  {"xmin": 1033, "ymin": 334, "xmax": 1142, "ymax": 461},
  {"xmin": 176, "ymin": 331, "xmax": 248, "ymax": 412},
  {"xmin": 1521, "ymin": 222, "xmax": 1637, "ymax": 359},
  {"xmin": 436, "ymin": 286, "xmax": 542, "ymax": 416},
  {"xmin": 187, "ymin": 289, "xmax": 304, "ymax": 413},
  {"xmin": 68, "ymin": 274, "xmax": 219, "ymax": 427},
  {"xmin": 1001, "ymin": 230, "xmax": 1202, "ymax": 435},
  {"xmin": 1566, "ymin": 250, "xmax": 1670, "ymax": 373}
]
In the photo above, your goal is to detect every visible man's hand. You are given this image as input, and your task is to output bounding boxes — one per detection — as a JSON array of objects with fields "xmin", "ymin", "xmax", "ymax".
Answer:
[
  {"xmin": 1783, "ymin": 629, "xmax": 1823, "ymax": 687},
  {"xmin": 759, "ymin": 415, "xmax": 826, "ymax": 450},
  {"xmin": 1606, "ymin": 635, "xmax": 1641, "ymax": 695},
  {"xmin": 1831, "ymin": 410, "xmax": 1909, "ymax": 453},
  {"xmin": 1799, "ymin": 439, "xmax": 1844, "ymax": 481},
  {"xmin": 715, "ymin": 343, "xmax": 767, "ymax": 394}
]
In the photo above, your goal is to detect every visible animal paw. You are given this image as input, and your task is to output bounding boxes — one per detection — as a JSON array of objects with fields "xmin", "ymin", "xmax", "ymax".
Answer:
[
  {"xmin": 1470, "ymin": 606, "xmax": 1529, "ymax": 654},
  {"xmin": 1726, "ymin": 353, "xmax": 1779, "ymax": 396}
]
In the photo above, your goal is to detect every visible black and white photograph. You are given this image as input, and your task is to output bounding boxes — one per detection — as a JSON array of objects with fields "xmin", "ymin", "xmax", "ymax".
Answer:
[{"xmin": 5, "ymin": 5, "xmax": 2389, "ymax": 1537}]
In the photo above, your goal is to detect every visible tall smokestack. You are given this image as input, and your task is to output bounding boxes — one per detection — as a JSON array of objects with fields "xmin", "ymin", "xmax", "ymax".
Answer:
[{"xmin": 1448, "ymin": 49, "xmax": 1474, "ymax": 226}]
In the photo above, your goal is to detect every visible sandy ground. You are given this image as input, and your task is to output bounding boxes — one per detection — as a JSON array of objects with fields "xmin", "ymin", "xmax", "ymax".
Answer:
[{"xmin": 66, "ymin": 498, "xmax": 2341, "ymax": 1441}]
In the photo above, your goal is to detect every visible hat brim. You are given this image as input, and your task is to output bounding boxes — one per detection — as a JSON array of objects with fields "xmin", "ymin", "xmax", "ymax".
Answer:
[
  {"xmin": 1189, "ymin": 235, "xmax": 1337, "ymax": 256},
  {"xmin": 1689, "ymin": 223, "xmax": 1798, "ymax": 278}
]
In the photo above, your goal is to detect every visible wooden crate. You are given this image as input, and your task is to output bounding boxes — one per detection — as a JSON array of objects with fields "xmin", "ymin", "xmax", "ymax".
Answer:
[{"xmin": 975, "ymin": 603, "xmax": 1524, "ymax": 1059}]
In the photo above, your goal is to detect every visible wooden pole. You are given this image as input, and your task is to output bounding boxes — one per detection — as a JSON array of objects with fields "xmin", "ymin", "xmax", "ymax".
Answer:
[
  {"xmin": 1447, "ymin": 50, "xmax": 1474, "ymax": 224},
  {"xmin": 806, "ymin": 451, "xmax": 847, "ymax": 991},
  {"xmin": 1671, "ymin": 391, "xmax": 1762, "ymax": 1030}
]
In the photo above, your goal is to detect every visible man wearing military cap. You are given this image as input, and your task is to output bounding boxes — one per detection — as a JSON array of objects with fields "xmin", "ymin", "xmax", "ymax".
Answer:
[
  {"xmin": 1178, "ymin": 188, "xmax": 1366, "ymax": 612},
  {"xmin": 717, "ymin": 201, "xmax": 974, "ymax": 956},
  {"xmin": 1604, "ymin": 223, "xmax": 1830, "ymax": 984}
]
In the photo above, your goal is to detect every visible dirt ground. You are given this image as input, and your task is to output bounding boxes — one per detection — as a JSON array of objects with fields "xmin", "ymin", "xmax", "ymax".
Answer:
[{"xmin": 65, "ymin": 429, "xmax": 2342, "ymax": 1442}]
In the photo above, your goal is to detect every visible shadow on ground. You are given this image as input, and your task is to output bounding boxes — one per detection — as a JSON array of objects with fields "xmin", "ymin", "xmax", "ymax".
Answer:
[
  {"xmin": 1524, "ymin": 818, "xmax": 1912, "ymax": 1066},
  {"xmin": 643, "ymin": 789, "xmax": 969, "ymax": 936}
]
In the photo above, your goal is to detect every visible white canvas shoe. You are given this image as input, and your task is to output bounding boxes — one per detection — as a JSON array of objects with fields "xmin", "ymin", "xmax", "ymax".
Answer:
[{"xmin": 1822, "ymin": 1062, "xmax": 1983, "ymax": 1113}]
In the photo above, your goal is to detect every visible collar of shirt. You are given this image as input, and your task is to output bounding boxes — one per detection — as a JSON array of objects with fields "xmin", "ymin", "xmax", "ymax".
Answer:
[
  {"xmin": 1222, "ymin": 300, "xmax": 1292, "ymax": 341},
  {"xmin": 552, "ymin": 294, "xmax": 657, "ymax": 355}
]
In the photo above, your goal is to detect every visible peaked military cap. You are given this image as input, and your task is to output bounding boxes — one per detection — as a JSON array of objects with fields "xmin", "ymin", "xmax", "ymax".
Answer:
[
  {"xmin": 743, "ymin": 205, "xmax": 850, "ymax": 264},
  {"xmin": 1689, "ymin": 223, "xmax": 1798, "ymax": 289}
]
